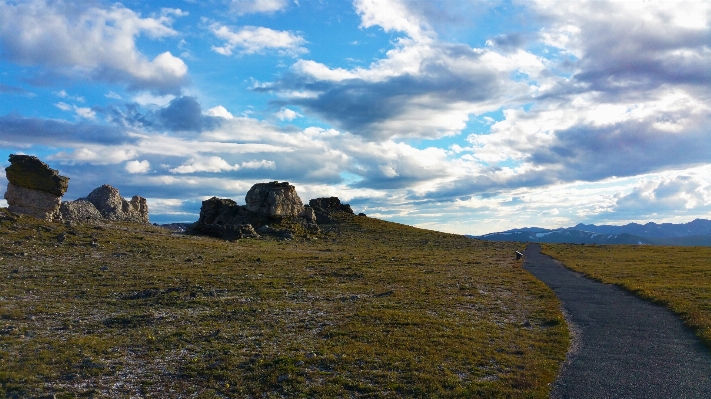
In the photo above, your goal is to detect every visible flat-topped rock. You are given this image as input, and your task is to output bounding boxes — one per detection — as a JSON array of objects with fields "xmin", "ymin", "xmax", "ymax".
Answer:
[
  {"xmin": 5, "ymin": 154, "xmax": 69, "ymax": 196},
  {"xmin": 245, "ymin": 181, "xmax": 304, "ymax": 218},
  {"xmin": 3, "ymin": 154, "xmax": 68, "ymax": 220}
]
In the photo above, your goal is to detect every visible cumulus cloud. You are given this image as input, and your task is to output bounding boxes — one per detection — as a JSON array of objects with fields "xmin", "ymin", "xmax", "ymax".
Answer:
[
  {"xmin": 229, "ymin": 0, "xmax": 290, "ymax": 15},
  {"xmin": 275, "ymin": 107, "xmax": 301, "ymax": 121},
  {"xmin": 354, "ymin": 0, "xmax": 433, "ymax": 41},
  {"xmin": 125, "ymin": 160, "xmax": 151, "ymax": 174},
  {"xmin": 612, "ymin": 175, "xmax": 711, "ymax": 217},
  {"xmin": 259, "ymin": 1, "xmax": 549, "ymax": 141},
  {"xmin": 0, "ymin": 0, "xmax": 188, "ymax": 93},
  {"xmin": 532, "ymin": 0, "xmax": 711, "ymax": 95},
  {"xmin": 206, "ymin": 106, "xmax": 234, "ymax": 119},
  {"xmin": 210, "ymin": 24, "xmax": 307, "ymax": 56}
]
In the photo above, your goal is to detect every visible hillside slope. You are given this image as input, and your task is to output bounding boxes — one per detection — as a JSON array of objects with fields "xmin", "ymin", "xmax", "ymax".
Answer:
[{"xmin": 0, "ymin": 208, "xmax": 568, "ymax": 398}]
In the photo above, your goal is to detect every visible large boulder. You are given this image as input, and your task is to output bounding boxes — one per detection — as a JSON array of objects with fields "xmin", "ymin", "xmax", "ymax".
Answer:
[
  {"xmin": 80, "ymin": 185, "xmax": 149, "ymax": 223},
  {"xmin": 3, "ymin": 155, "xmax": 69, "ymax": 221},
  {"xmin": 309, "ymin": 197, "xmax": 354, "ymax": 224},
  {"xmin": 5, "ymin": 154, "xmax": 69, "ymax": 196},
  {"xmin": 189, "ymin": 197, "xmax": 259, "ymax": 240},
  {"xmin": 245, "ymin": 181, "xmax": 304, "ymax": 218},
  {"xmin": 190, "ymin": 182, "xmax": 324, "ymax": 240}
]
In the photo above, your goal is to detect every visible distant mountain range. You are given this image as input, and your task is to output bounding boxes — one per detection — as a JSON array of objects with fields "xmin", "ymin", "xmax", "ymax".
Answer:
[{"xmin": 470, "ymin": 219, "xmax": 711, "ymax": 246}]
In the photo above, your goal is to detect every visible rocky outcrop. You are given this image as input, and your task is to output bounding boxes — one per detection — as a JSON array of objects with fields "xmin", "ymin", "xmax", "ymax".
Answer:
[
  {"xmin": 245, "ymin": 181, "xmax": 305, "ymax": 218},
  {"xmin": 3, "ymin": 155, "xmax": 69, "ymax": 221},
  {"xmin": 2, "ymin": 155, "xmax": 149, "ymax": 224},
  {"xmin": 5, "ymin": 154, "xmax": 69, "ymax": 196},
  {"xmin": 58, "ymin": 185, "xmax": 149, "ymax": 224},
  {"xmin": 190, "ymin": 182, "xmax": 326, "ymax": 240},
  {"xmin": 189, "ymin": 197, "xmax": 260, "ymax": 240},
  {"xmin": 309, "ymin": 197, "xmax": 354, "ymax": 224},
  {"xmin": 82, "ymin": 185, "xmax": 148, "ymax": 223},
  {"xmin": 59, "ymin": 199, "xmax": 103, "ymax": 223},
  {"xmin": 189, "ymin": 197, "xmax": 255, "ymax": 239}
]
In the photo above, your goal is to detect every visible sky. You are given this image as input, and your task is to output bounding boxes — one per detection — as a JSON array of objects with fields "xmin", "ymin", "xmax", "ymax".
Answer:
[{"xmin": 0, "ymin": 0, "xmax": 710, "ymax": 235}]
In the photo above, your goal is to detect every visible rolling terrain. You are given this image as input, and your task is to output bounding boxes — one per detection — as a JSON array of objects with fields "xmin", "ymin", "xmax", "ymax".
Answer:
[{"xmin": 0, "ymin": 208, "xmax": 568, "ymax": 398}]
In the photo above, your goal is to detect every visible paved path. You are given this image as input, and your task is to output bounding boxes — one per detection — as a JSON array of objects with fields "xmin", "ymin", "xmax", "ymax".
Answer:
[{"xmin": 523, "ymin": 243, "xmax": 711, "ymax": 398}]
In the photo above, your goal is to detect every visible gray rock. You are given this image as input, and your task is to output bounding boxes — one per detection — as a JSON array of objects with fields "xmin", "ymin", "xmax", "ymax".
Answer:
[
  {"xmin": 3, "ymin": 155, "xmax": 69, "ymax": 221},
  {"xmin": 189, "ymin": 197, "xmax": 260, "ymax": 240},
  {"xmin": 59, "ymin": 199, "xmax": 103, "ymax": 223},
  {"xmin": 5, "ymin": 154, "xmax": 69, "ymax": 196},
  {"xmin": 82, "ymin": 185, "xmax": 148, "ymax": 223},
  {"xmin": 4, "ymin": 182, "xmax": 62, "ymax": 221},
  {"xmin": 245, "ymin": 181, "xmax": 304, "ymax": 218},
  {"xmin": 301, "ymin": 206, "xmax": 316, "ymax": 223},
  {"xmin": 308, "ymin": 197, "xmax": 354, "ymax": 224},
  {"xmin": 190, "ymin": 183, "xmax": 326, "ymax": 240}
]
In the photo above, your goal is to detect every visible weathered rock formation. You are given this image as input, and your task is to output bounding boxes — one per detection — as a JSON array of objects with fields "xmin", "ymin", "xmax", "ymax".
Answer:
[
  {"xmin": 61, "ymin": 185, "xmax": 149, "ymax": 224},
  {"xmin": 309, "ymin": 197, "xmax": 354, "ymax": 224},
  {"xmin": 85, "ymin": 185, "xmax": 148, "ymax": 223},
  {"xmin": 189, "ymin": 197, "xmax": 260, "ymax": 240},
  {"xmin": 2, "ymin": 154, "xmax": 149, "ymax": 224},
  {"xmin": 245, "ymin": 181, "xmax": 305, "ymax": 218},
  {"xmin": 189, "ymin": 182, "xmax": 351, "ymax": 240},
  {"xmin": 4, "ymin": 155, "xmax": 69, "ymax": 221},
  {"xmin": 59, "ymin": 199, "xmax": 103, "ymax": 223}
]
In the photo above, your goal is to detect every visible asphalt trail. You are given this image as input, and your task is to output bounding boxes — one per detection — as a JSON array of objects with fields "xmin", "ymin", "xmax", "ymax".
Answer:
[{"xmin": 523, "ymin": 243, "xmax": 711, "ymax": 398}]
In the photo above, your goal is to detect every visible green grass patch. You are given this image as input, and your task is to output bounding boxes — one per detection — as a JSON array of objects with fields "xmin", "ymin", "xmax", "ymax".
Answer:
[
  {"xmin": 542, "ymin": 243, "xmax": 711, "ymax": 350},
  {"xmin": 0, "ymin": 208, "xmax": 568, "ymax": 397}
]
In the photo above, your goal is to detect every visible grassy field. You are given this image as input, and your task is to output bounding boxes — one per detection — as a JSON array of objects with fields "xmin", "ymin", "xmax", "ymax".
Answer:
[
  {"xmin": 0, "ymin": 208, "xmax": 568, "ymax": 398},
  {"xmin": 542, "ymin": 243, "xmax": 711, "ymax": 350}
]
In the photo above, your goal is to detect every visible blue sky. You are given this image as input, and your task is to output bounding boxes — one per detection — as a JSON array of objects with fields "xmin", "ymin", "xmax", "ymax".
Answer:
[{"xmin": 1, "ymin": 0, "xmax": 710, "ymax": 235}]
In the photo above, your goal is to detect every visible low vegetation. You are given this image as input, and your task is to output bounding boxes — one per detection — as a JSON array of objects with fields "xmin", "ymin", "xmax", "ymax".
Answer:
[
  {"xmin": 0, "ymin": 208, "xmax": 568, "ymax": 398},
  {"xmin": 542, "ymin": 243, "xmax": 711, "ymax": 350}
]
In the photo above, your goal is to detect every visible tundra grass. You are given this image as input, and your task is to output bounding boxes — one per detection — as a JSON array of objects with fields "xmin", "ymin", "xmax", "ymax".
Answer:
[
  {"xmin": 0, "ymin": 208, "xmax": 568, "ymax": 398},
  {"xmin": 542, "ymin": 243, "xmax": 711, "ymax": 350}
]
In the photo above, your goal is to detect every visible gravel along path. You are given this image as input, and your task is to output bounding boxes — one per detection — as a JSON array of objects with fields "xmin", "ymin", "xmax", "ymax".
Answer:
[{"xmin": 523, "ymin": 243, "xmax": 711, "ymax": 398}]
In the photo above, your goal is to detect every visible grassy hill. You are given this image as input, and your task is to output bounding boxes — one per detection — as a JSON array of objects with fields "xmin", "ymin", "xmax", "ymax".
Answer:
[
  {"xmin": 542, "ymin": 243, "xmax": 711, "ymax": 350},
  {"xmin": 0, "ymin": 208, "xmax": 568, "ymax": 398}
]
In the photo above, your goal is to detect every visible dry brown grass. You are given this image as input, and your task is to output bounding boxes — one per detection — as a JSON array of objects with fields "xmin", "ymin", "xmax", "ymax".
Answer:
[{"xmin": 0, "ymin": 208, "xmax": 568, "ymax": 398}]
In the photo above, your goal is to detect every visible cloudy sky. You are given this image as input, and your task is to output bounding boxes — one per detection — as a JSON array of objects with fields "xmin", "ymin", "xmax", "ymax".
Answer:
[{"xmin": 1, "ymin": 0, "xmax": 710, "ymax": 235}]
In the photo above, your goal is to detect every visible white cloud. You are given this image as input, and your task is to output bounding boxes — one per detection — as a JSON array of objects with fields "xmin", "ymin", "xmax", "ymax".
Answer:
[
  {"xmin": 0, "ymin": 199, "xmax": 7, "ymax": 208},
  {"xmin": 206, "ymin": 105, "xmax": 234, "ymax": 119},
  {"xmin": 353, "ymin": 0, "xmax": 433, "ymax": 42},
  {"xmin": 229, "ymin": 0, "xmax": 290, "ymax": 15},
  {"xmin": 125, "ymin": 160, "xmax": 151, "ymax": 174},
  {"xmin": 170, "ymin": 156, "xmax": 240, "ymax": 174},
  {"xmin": 0, "ymin": 0, "xmax": 188, "ymax": 93},
  {"xmin": 275, "ymin": 107, "xmax": 301, "ymax": 121},
  {"xmin": 210, "ymin": 24, "xmax": 307, "ymax": 56},
  {"xmin": 55, "ymin": 102, "xmax": 96, "ymax": 119},
  {"xmin": 241, "ymin": 159, "xmax": 276, "ymax": 169},
  {"xmin": 132, "ymin": 93, "xmax": 176, "ymax": 107},
  {"xmin": 49, "ymin": 147, "xmax": 138, "ymax": 165}
]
